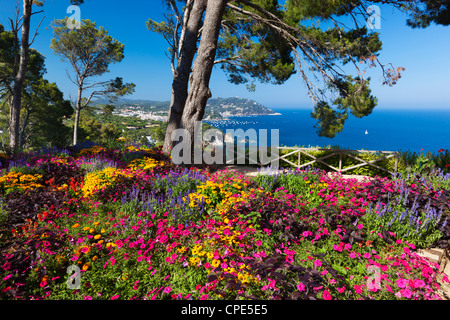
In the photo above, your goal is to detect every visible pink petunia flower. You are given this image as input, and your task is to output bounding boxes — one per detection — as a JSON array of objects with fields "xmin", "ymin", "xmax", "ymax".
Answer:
[
  {"xmin": 337, "ymin": 286, "xmax": 346, "ymax": 293},
  {"xmin": 322, "ymin": 290, "xmax": 332, "ymax": 300},
  {"xmin": 413, "ymin": 279, "xmax": 425, "ymax": 288},
  {"xmin": 354, "ymin": 285, "xmax": 363, "ymax": 294},
  {"xmin": 396, "ymin": 278, "xmax": 407, "ymax": 288},
  {"xmin": 400, "ymin": 288, "xmax": 413, "ymax": 299},
  {"xmin": 297, "ymin": 282, "xmax": 306, "ymax": 292}
]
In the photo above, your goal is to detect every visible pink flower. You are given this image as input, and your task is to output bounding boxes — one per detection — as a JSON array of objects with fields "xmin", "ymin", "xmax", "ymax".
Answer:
[
  {"xmin": 163, "ymin": 286, "xmax": 171, "ymax": 294},
  {"xmin": 314, "ymin": 259, "xmax": 322, "ymax": 268},
  {"xmin": 357, "ymin": 224, "xmax": 363, "ymax": 230},
  {"xmin": 302, "ymin": 231, "xmax": 313, "ymax": 237},
  {"xmin": 413, "ymin": 279, "xmax": 425, "ymax": 288},
  {"xmin": 354, "ymin": 285, "xmax": 363, "ymax": 294},
  {"xmin": 322, "ymin": 290, "xmax": 332, "ymax": 300},
  {"xmin": 364, "ymin": 252, "xmax": 371, "ymax": 259},
  {"xmin": 133, "ymin": 281, "xmax": 139, "ymax": 290},
  {"xmin": 349, "ymin": 252, "xmax": 357, "ymax": 259},
  {"xmin": 400, "ymin": 288, "xmax": 413, "ymax": 299},
  {"xmin": 111, "ymin": 295, "xmax": 119, "ymax": 300},
  {"xmin": 337, "ymin": 286, "xmax": 346, "ymax": 293},
  {"xmin": 333, "ymin": 244, "xmax": 343, "ymax": 252},
  {"xmin": 344, "ymin": 243, "xmax": 352, "ymax": 251},
  {"xmin": 396, "ymin": 278, "xmax": 407, "ymax": 288},
  {"xmin": 3, "ymin": 274, "xmax": 12, "ymax": 281},
  {"xmin": 255, "ymin": 240, "xmax": 262, "ymax": 246},
  {"xmin": 385, "ymin": 284, "xmax": 393, "ymax": 293},
  {"xmin": 297, "ymin": 282, "xmax": 306, "ymax": 292}
]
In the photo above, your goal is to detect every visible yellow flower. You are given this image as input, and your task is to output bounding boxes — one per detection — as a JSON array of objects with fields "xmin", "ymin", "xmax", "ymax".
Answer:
[
  {"xmin": 106, "ymin": 242, "xmax": 116, "ymax": 248},
  {"xmin": 89, "ymin": 228, "xmax": 95, "ymax": 234},
  {"xmin": 72, "ymin": 223, "xmax": 80, "ymax": 228},
  {"xmin": 94, "ymin": 234, "xmax": 101, "ymax": 240},
  {"xmin": 212, "ymin": 259, "xmax": 220, "ymax": 268},
  {"xmin": 83, "ymin": 227, "xmax": 90, "ymax": 231},
  {"xmin": 92, "ymin": 255, "xmax": 98, "ymax": 261},
  {"xmin": 189, "ymin": 257, "xmax": 200, "ymax": 266},
  {"xmin": 177, "ymin": 246, "xmax": 187, "ymax": 254}
]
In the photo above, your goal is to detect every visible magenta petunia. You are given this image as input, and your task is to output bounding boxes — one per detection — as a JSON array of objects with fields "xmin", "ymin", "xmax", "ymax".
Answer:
[
  {"xmin": 297, "ymin": 282, "xmax": 306, "ymax": 292},
  {"xmin": 396, "ymin": 278, "xmax": 407, "ymax": 288},
  {"xmin": 322, "ymin": 290, "xmax": 332, "ymax": 300}
]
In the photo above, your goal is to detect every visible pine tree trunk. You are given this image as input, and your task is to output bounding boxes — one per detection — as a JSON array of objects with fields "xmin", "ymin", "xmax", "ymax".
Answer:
[
  {"xmin": 162, "ymin": 0, "xmax": 207, "ymax": 155},
  {"xmin": 180, "ymin": 0, "xmax": 227, "ymax": 163},
  {"xmin": 73, "ymin": 85, "xmax": 83, "ymax": 146},
  {"xmin": 9, "ymin": 0, "xmax": 32, "ymax": 153},
  {"xmin": 19, "ymin": 106, "xmax": 30, "ymax": 150}
]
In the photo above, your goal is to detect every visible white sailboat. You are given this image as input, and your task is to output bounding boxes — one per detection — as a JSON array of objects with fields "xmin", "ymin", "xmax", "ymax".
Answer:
[{"xmin": 365, "ymin": 130, "xmax": 368, "ymax": 135}]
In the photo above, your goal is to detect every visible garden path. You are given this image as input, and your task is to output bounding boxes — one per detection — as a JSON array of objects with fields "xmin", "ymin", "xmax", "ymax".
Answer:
[{"xmin": 222, "ymin": 165, "xmax": 372, "ymax": 182}]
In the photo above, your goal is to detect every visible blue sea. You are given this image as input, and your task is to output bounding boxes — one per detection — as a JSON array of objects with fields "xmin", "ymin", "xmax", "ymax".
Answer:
[{"xmin": 205, "ymin": 108, "xmax": 450, "ymax": 153}]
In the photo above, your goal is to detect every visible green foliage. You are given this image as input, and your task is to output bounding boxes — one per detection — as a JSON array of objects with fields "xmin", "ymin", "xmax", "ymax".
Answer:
[
  {"xmin": 74, "ymin": 108, "xmax": 121, "ymax": 145},
  {"xmin": 311, "ymin": 77, "xmax": 377, "ymax": 138},
  {"xmin": 0, "ymin": 24, "xmax": 73, "ymax": 151},
  {"xmin": 51, "ymin": 19, "xmax": 125, "ymax": 78},
  {"xmin": 406, "ymin": 0, "xmax": 450, "ymax": 28}
]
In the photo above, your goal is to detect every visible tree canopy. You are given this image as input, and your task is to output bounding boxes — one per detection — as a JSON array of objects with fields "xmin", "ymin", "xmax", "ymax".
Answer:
[{"xmin": 51, "ymin": 18, "xmax": 135, "ymax": 145}]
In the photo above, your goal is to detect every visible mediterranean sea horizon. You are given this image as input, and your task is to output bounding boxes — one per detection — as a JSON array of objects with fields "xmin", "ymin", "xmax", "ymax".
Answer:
[{"xmin": 205, "ymin": 107, "xmax": 450, "ymax": 153}]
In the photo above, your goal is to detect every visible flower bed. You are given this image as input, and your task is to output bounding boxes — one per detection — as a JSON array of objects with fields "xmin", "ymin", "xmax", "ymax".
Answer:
[{"xmin": 0, "ymin": 144, "xmax": 449, "ymax": 300}]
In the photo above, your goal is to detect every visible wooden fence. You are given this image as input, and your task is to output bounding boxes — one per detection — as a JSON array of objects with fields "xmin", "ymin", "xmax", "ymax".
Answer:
[{"xmin": 274, "ymin": 147, "xmax": 399, "ymax": 175}]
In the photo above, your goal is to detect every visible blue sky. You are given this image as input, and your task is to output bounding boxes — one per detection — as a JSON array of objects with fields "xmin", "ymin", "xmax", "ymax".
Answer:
[{"xmin": 0, "ymin": 0, "xmax": 449, "ymax": 110}]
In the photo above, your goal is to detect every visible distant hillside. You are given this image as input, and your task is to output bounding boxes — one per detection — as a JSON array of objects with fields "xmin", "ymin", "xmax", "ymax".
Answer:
[
  {"xmin": 205, "ymin": 97, "xmax": 278, "ymax": 119},
  {"xmin": 94, "ymin": 97, "xmax": 278, "ymax": 120}
]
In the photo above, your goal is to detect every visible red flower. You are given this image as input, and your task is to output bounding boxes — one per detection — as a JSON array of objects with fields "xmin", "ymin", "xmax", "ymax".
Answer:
[{"xmin": 438, "ymin": 148, "xmax": 445, "ymax": 153}]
